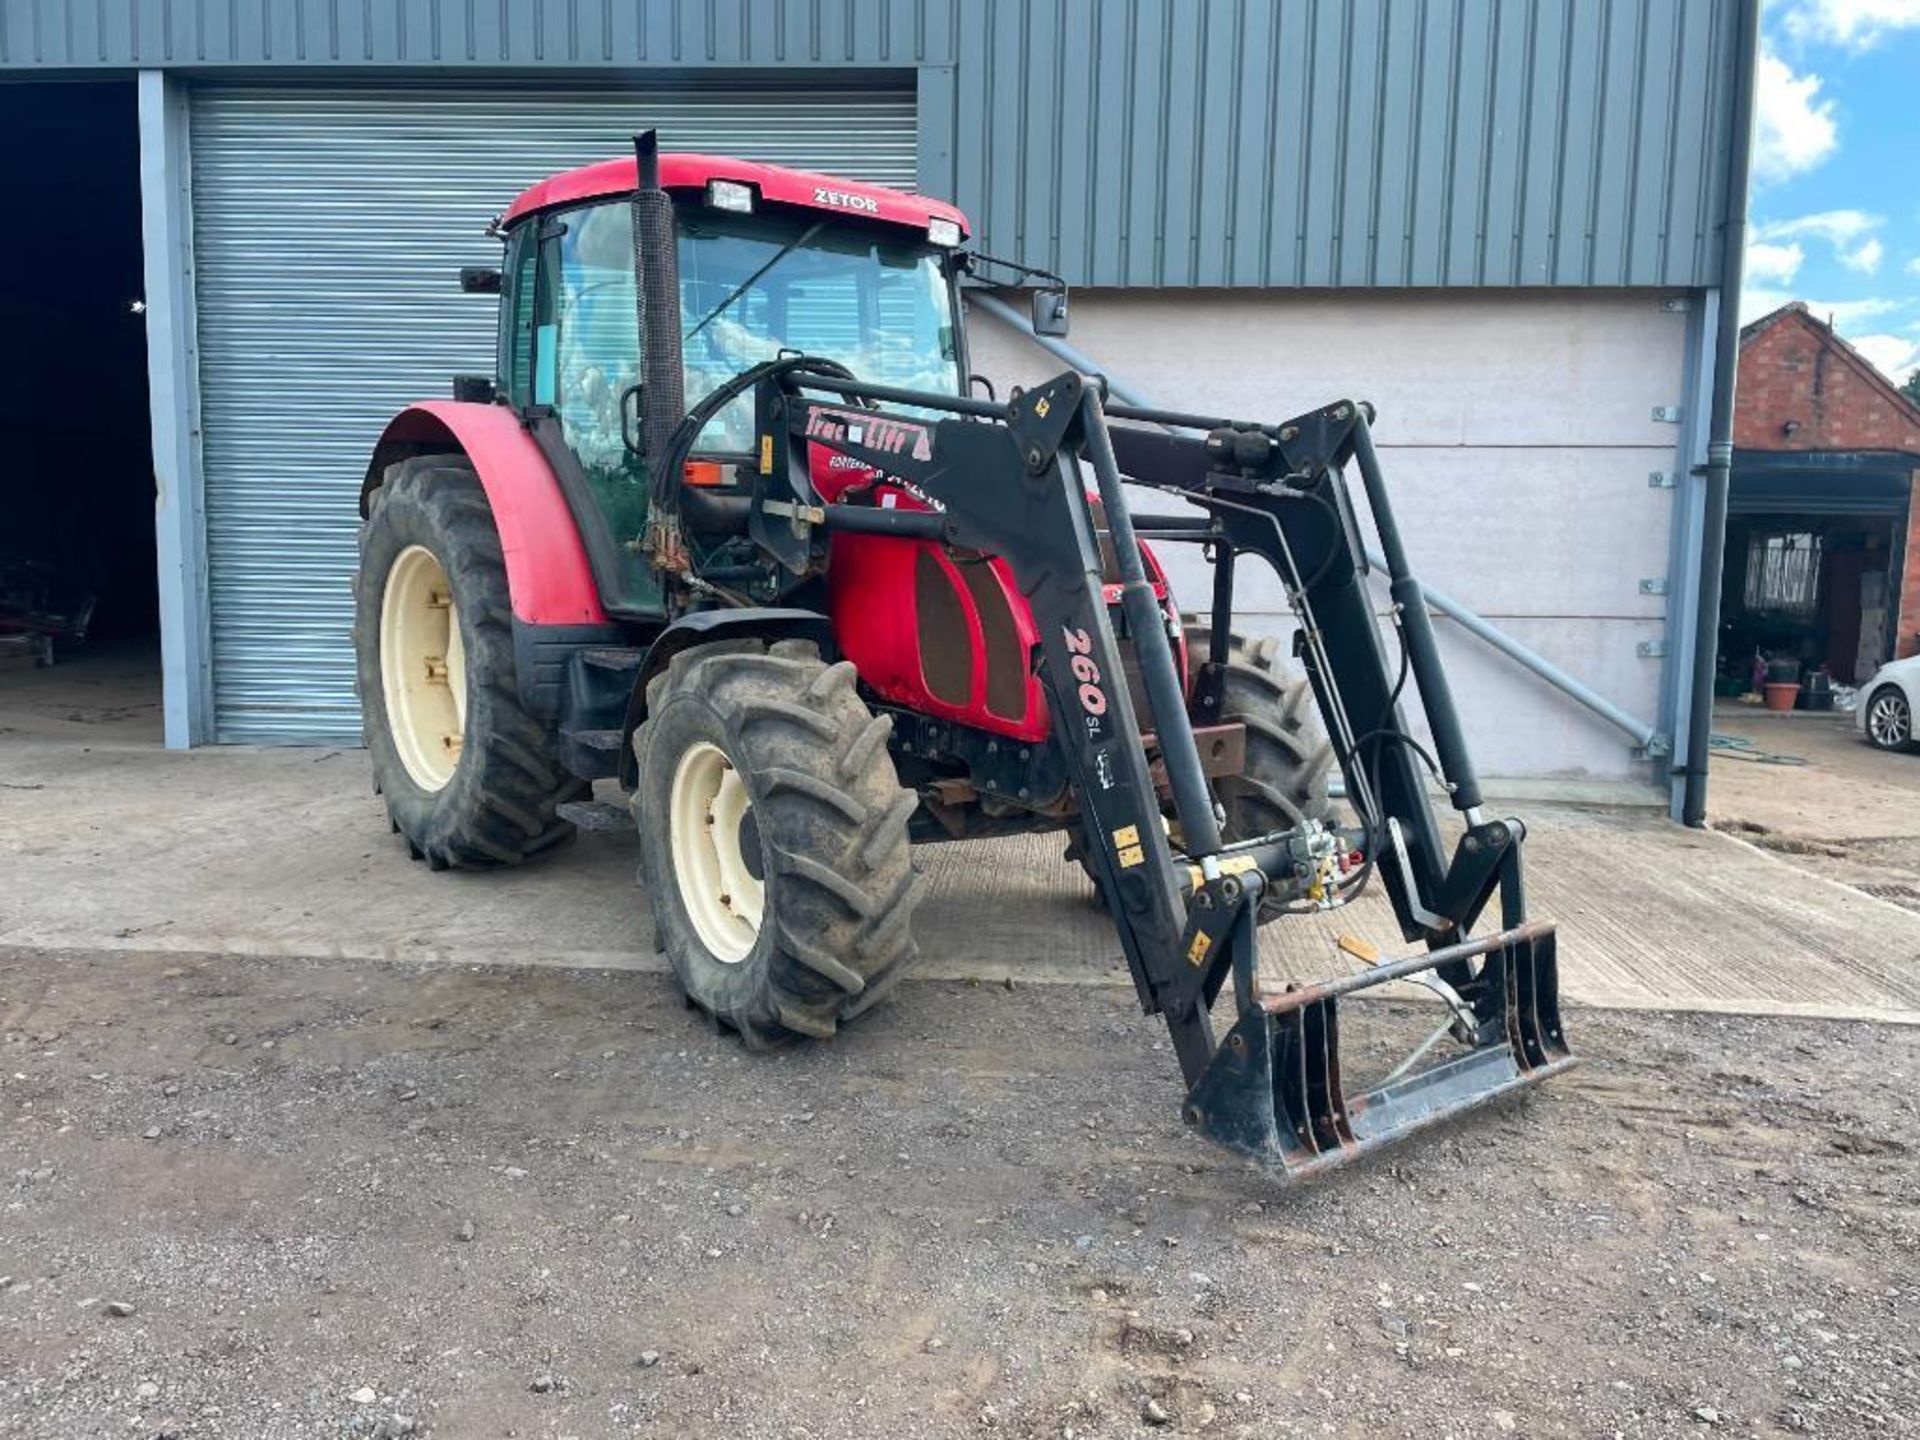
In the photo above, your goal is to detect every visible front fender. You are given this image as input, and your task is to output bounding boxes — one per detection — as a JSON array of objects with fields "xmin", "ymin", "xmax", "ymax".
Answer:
[
  {"xmin": 617, "ymin": 608, "xmax": 836, "ymax": 788},
  {"xmin": 364, "ymin": 401, "xmax": 607, "ymax": 626}
]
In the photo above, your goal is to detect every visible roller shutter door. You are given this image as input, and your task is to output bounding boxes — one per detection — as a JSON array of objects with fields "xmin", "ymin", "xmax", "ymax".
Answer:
[{"xmin": 190, "ymin": 84, "xmax": 917, "ymax": 743}]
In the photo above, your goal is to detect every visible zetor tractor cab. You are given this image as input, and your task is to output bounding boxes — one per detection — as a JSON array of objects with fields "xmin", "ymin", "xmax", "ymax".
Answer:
[{"xmin": 355, "ymin": 133, "xmax": 1573, "ymax": 1182}]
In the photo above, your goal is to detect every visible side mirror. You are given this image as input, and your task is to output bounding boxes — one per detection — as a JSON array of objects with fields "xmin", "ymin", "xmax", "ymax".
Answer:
[
  {"xmin": 621, "ymin": 383, "xmax": 645, "ymax": 455},
  {"xmin": 1032, "ymin": 285, "xmax": 1070, "ymax": 338},
  {"xmin": 459, "ymin": 266, "xmax": 502, "ymax": 295}
]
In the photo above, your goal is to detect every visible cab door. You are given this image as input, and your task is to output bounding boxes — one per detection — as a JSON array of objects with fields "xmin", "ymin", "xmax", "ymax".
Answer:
[{"xmin": 502, "ymin": 204, "xmax": 665, "ymax": 616}]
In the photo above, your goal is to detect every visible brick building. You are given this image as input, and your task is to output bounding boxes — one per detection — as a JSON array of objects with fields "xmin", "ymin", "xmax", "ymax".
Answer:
[{"xmin": 1725, "ymin": 302, "xmax": 1920, "ymax": 686}]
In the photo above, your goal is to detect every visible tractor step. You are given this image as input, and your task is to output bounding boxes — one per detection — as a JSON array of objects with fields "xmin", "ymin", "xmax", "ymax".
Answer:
[
  {"xmin": 1183, "ymin": 922, "xmax": 1574, "ymax": 1181},
  {"xmin": 581, "ymin": 647, "xmax": 647, "ymax": 673},
  {"xmin": 557, "ymin": 727, "xmax": 626, "ymax": 783},
  {"xmin": 563, "ymin": 728, "xmax": 623, "ymax": 752},
  {"xmin": 556, "ymin": 799, "xmax": 633, "ymax": 832}
]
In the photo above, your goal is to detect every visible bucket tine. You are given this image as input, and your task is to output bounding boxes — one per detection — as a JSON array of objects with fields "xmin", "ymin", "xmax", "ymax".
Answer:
[{"xmin": 1185, "ymin": 923, "xmax": 1577, "ymax": 1181}]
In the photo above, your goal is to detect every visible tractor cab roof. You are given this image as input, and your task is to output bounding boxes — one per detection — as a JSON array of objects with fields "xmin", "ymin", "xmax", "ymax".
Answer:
[{"xmin": 500, "ymin": 152, "xmax": 970, "ymax": 242}]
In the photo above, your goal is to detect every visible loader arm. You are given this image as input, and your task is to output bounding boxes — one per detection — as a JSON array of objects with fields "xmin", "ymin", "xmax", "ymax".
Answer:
[{"xmin": 749, "ymin": 365, "xmax": 1575, "ymax": 1179}]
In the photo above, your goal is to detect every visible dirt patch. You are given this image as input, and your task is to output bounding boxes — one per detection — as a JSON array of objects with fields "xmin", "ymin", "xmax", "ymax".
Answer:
[
  {"xmin": 2, "ymin": 947, "xmax": 1915, "ymax": 1439},
  {"xmin": 1709, "ymin": 710, "xmax": 1920, "ymax": 910}
]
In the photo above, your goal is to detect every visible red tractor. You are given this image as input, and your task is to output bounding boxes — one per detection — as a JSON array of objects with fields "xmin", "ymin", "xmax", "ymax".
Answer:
[{"xmin": 354, "ymin": 134, "xmax": 1573, "ymax": 1180}]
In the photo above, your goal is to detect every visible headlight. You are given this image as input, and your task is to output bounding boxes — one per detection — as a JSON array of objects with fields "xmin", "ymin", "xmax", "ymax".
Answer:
[
  {"xmin": 707, "ymin": 179, "xmax": 755, "ymax": 213},
  {"xmin": 927, "ymin": 217, "xmax": 963, "ymax": 248}
]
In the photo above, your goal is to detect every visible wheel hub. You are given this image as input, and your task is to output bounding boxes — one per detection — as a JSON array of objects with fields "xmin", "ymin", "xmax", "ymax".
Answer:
[
  {"xmin": 1870, "ymin": 691, "xmax": 1911, "ymax": 748},
  {"xmin": 737, "ymin": 807, "xmax": 765, "ymax": 882},
  {"xmin": 669, "ymin": 741, "xmax": 765, "ymax": 962},
  {"xmin": 379, "ymin": 544, "xmax": 466, "ymax": 792}
]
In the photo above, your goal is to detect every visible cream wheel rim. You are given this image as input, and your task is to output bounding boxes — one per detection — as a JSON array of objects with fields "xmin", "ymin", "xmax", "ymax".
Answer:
[
  {"xmin": 380, "ymin": 544, "xmax": 467, "ymax": 792},
  {"xmin": 669, "ymin": 741, "xmax": 764, "ymax": 963}
]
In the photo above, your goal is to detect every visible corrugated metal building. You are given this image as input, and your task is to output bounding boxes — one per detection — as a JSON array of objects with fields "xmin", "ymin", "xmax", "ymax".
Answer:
[{"xmin": 0, "ymin": 0, "xmax": 1755, "ymax": 813}]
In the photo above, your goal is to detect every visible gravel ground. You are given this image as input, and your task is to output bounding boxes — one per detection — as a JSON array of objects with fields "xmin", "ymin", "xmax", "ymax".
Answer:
[{"xmin": 1, "ymin": 946, "xmax": 1915, "ymax": 1440}]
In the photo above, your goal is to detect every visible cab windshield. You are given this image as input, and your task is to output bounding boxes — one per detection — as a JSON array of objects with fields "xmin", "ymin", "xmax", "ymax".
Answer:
[
  {"xmin": 549, "ymin": 197, "xmax": 961, "ymax": 464},
  {"xmin": 679, "ymin": 206, "xmax": 962, "ymax": 448}
]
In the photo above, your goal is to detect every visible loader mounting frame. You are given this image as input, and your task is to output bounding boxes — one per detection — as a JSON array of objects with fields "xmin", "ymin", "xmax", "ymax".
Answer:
[{"xmin": 740, "ymin": 363, "xmax": 1575, "ymax": 1181}]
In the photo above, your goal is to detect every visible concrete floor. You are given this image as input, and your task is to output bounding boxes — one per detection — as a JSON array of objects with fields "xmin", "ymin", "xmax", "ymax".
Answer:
[
  {"xmin": 1708, "ymin": 701, "xmax": 1918, "ymax": 840},
  {"xmin": 4, "ymin": 648, "xmax": 1917, "ymax": 1023}
]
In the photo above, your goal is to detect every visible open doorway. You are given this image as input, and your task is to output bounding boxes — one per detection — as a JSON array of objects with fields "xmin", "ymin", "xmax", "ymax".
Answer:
[
  {"xmin": 1720, "ymin": 512, "xmax": 1900, "ymax": 693},
  {"xmin": 0, "ymin": 78, "xmax": 159, "ymax": 735}
]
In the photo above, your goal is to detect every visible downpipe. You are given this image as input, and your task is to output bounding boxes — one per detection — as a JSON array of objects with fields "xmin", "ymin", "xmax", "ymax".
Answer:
[{"xmin": 1681, "ymin": 0, "xmax": 1760, "ymax": 827}]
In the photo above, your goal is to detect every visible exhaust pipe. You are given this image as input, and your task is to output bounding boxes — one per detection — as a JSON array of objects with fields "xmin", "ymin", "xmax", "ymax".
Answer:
[{"xmin": 632, "ymin": 130, "xmax": 688, "ymax": 566}]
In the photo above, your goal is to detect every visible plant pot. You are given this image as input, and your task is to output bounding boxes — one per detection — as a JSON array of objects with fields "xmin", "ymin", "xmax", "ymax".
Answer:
[{"xmin": 1762, "ymin": 681, "xmax": 1800, "ymax": 712}]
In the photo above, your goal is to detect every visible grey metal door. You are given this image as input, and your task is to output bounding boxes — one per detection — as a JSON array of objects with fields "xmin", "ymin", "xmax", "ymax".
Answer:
[{"xmin": 189, "ymin": 83, "xmax": 916, "ymax": 743}]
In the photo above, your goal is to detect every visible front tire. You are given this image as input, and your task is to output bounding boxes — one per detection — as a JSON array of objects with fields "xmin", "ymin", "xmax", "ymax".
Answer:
[
  {"xmin": 633, "ymin": 639, "xmax": 920, "ymax": 1046},
  {"xmin": 1071, "ymin": 621, "xmax": 1333, "ymax": 922},
  {"xmin": 1865, "ymin": 684, "xmax": 1914, "ymax": 751},
  {"xmin": 354, "ymin": 455, "xmax": 586, "ymax": 869}
]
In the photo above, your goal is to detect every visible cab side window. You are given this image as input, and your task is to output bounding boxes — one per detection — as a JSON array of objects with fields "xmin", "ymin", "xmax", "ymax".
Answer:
[{"xmin": 498, "ymin": 227, "xmax": 538, "ymax": 409}]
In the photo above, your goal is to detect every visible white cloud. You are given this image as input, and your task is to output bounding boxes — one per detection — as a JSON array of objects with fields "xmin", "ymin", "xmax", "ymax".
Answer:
[
  {"xmin": 1840, "ymin": 237, "xmax": 1886, "ymax": 274},
  {"xmin": 1849, "ymin": 333, "xmax": 1920, "ymax": 380},
  {"xmin": 1780, "ymin": 0, "xmax": 1920, "ymax": 50},
  {"xmin": 1738, "ymin": 290, "xmax": 1908, "ymax": 326},
  {"xmin": 1907, "ymin": 256, "xmax": 1920, "ymax": 278},
  {"xmin": 1751, "ymin": 210, "xmax": 1888, "ymax": 274},
  {"xmin": 1753, "ymin": 50, "xmax": 1839, "ymax": 183},
  {"xmin": 1754, "ymin": 210, "xmax": 1881, "ymax": 245},
  {"xmin": 1739, "ymin": 286, "xmax": 1797, "ymax": 323},
  {"xmin": 1745, "ymin": 240, "xmax": 1806, "ymax": 287},
  {"xmin": 1815, "ymin": 297, "xmax": 1905, "ymax": 326}
]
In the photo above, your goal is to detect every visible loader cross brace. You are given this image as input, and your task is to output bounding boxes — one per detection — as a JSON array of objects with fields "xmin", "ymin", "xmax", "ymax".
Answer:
[{"xmin": 748, "ymin": 363, "xmax": 1576, "ymax": 1179}]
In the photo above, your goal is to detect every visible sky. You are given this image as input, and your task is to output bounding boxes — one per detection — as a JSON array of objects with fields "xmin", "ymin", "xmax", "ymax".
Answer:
[{"xmin": 1744, "ymin": 0, "xmax": 1920, "ymax": 386}]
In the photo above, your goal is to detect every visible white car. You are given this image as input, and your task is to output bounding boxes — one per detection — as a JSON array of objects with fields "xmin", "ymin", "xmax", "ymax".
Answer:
[{"xmin": 1859, "ymin": 656, "xmax": 1920, "ymax": 751}]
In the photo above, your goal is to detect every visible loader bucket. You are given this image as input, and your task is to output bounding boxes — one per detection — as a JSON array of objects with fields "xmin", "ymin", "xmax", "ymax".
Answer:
[{"xmin": 1183, "ymin": 922, "xmax": 1575, "ymax": 1180}]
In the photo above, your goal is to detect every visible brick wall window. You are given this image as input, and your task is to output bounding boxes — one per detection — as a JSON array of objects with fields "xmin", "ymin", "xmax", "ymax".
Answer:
[{"xmin": 1743, "ymin": 531, "xmax": 1823, "ymax": 617}]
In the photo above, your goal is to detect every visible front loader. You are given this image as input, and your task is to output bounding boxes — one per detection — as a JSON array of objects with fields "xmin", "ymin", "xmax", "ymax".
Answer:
[{"xmin": 354, "ymin": 133, "xmax": 1574, "ymax": 1183}]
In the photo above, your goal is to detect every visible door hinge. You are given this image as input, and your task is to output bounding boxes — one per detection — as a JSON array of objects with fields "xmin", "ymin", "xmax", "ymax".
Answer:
[
  {"xmin": 1637, "ymin": 639, "xmax": 1668, "ymax": 658},
  {"xmin": 1660, "ymin": 297, "xmax": 1691, "ymax": 313},
  {"xmin": 1639, "ymin": 577, "xmax": 1669, "ymax": 596},
  {"xmin": 1651, "ymin": 405, "xmax": 1683, "ymax": 423},
  {"xmin": 1648, "ymin": 470, "xmax": 1677, "ymax": 489}
]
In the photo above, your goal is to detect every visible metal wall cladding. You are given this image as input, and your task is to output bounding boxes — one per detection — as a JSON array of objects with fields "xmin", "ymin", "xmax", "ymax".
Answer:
[
  {"xmin": 190, "ymin": 85, "xmax": 916, "ymax": 743},
  {"xmin": 0, "ymin": 0, "xmax": 961, "ymax": 67},
  {"xmin": 10, "ymin": 2, "xmax": 1745, "ymax": 290},
  {"xmin": 925, "ymin": 0, "xmax": 1744, "ymax": 288}
]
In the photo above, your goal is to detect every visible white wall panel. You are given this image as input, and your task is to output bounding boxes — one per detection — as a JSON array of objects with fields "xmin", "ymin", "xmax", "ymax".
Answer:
[{"xmin": 969, "ymin": 289, "xmax": 1687, "ymax": 785}]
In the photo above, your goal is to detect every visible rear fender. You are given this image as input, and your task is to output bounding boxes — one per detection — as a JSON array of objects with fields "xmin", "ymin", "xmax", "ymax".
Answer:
[
  {"xmin": 363, "ymin": 401, "xmax": 607, "ymax": 626},
  {"xmin": 617, "ymin": 608, "xmax": 837, "ymax": 788}
]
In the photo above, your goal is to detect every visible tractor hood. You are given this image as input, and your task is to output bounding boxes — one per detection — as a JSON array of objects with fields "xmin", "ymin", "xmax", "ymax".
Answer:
[{"xmin": 500, "ymin": 152, "xmax": 970, "ymax": 242}]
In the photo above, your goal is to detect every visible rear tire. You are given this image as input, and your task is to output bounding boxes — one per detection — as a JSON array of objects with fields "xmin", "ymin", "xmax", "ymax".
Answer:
[
  {"xmin": 633, "ymin": 639, "xmax": 920, "ymax": 1046},
  {"xmin": 1184, "ymin": 618, "xmax": 1334, "ymax": 839},
  {"xmin": 354, "ymin": 455, "xmax": 586, "ymax": 869},
  {"xmin": 1071, "ymin": 621, "xmax": 1333, "ymax": 922}
]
